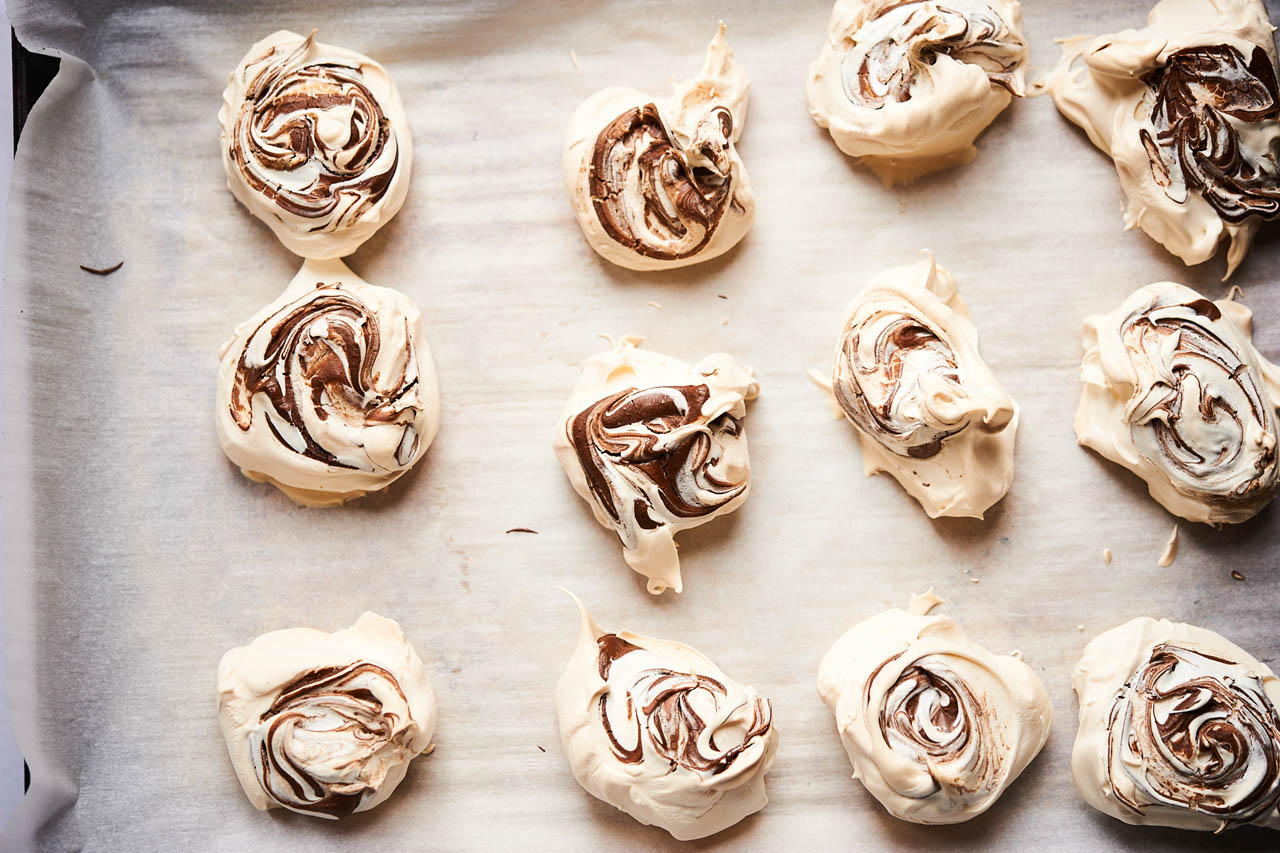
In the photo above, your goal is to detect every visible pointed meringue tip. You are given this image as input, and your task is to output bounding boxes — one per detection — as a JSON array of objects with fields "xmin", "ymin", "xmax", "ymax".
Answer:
[
  {"xmin": 908, "ymin": 588, "xmax": 945, "ymax": 615},
  {"xmin": 560, "ymin": 588, "xmax": 604, "ymax": 639}
]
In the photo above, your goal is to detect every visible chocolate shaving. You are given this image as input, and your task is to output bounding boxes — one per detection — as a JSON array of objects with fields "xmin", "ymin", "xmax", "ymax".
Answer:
[
  {"xmin": 79, "ymin": 261, "xmax": 123, "ymax": 276},
  {"xmin": 505, "ymin": 527, "xmax": 539, "ymax": 534}
]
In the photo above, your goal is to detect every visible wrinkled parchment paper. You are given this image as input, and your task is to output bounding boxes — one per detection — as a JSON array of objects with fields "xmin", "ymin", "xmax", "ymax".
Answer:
[{"xmin": 5, "ymin": 0, "xmax": 1280, "ymax": 849}]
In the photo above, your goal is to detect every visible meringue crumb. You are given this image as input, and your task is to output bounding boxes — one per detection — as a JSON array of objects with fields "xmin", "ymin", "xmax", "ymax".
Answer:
[
  {"xmin": 647, "ymin": 301, "xmax": 662, "ymax": 310},
  {"xmin": 721, "ymin": 316, "xmax": 729, "ymax": 326},
  {"xmin": 969, "ymin": 577, "xmax": 980, "ymax": 584},
  {"xmin": 1232, "ymin": 570, "xmax": 1246, "ymax": 581},
  {"xmin": 1077, "ymin": 624, "xmax": 1084, "ymax": 631},
  {"xmin": 1157, "ymin": 524, "xmax": 1179, "ymax": 567},
  {"xmin": 1102, "ymin": 547, "xmax": 1112, "ymax": 564},
  {"xmin": 569, "ymin": 50, "xmax": 580, "ymax": 74},
  {"xmin": 1009, "ymin": 649, "xmax": 1022, "ymax": 660}
]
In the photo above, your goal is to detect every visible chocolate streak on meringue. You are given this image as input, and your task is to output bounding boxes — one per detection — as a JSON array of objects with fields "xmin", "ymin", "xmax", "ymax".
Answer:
[
  {"xmin": 835, "ymin": 312, "xmax": 962, "ymax": 459},
  {"xmin": 845, "ymin": 1, "xmax": 1026, "ymax": 109},
  {"xmin": 1141, "ymin": 45, "xmax": 1280, "ymax": 223},
  {"xmin": 596, "ymin": 634, "xmax": 773, "ymax": 775},
  {"xmin": 589, "ymin": 104, "xmax": 732, "ymax": 260},
  {"xmin": 1105, "ymin": 644, "xmax": 1280, "ymax": 824},
  {"xmin": 568, "ymin": 384, "xmax": 745, "ymax": 536},
  {"xmin": 1120, "ymin": 298, "xmax": 1277, "ymax": 507},
  {"xmin": 257, "ymin": 661, "xmax": 410, "ymax": 819},
  {"xmin": 232, "ymin": 33, "xmax": 397, "ymax": 227},
  {"xmin": 229, "ymin": 285, "xmax": 420, "ymax": 469}
]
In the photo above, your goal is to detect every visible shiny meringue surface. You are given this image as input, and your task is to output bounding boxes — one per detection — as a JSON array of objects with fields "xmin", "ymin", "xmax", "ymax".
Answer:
[
  {"xmin": 217, "ymin": 612, "xmax": 437, "ymax": 819},
  {"xmin": 562, "ymin": 23, "xmax": 754, "ymax": 270},
  {"xmin": 1076, "ymin": 282, "xmax": 1280, "ymax": 524},
  {"xmin": 215, "ymin": 257, "xmax": 440, "ymax": 507},
  {"xmin": 817, "ymin": 592, "xmax": 1051, "ymax": 824},
  {"xmin": 1045, "ymin": 0, "xmax": 1280, "ymax": 277},
  {"xmin": 556, "ymin": 595, "xmax": 778, "ymax": 841},
  {"xmin": 552, "ymin": 335, "xmax": 758, "ymax": 594},
  {"xmin": 823, "ymin": 252, "xmax": 1018, "ymax": 519},
  {"xmin": 219, "ymin": 30, "xmax": 412, "ymax": 259},
  {"xmin": 1072, "ymin": 617, "xmax": 1280, "ymax": 832},
  {"xmin": 806, "ymin": 0, "xmax": 1027, "ymax": 185}
]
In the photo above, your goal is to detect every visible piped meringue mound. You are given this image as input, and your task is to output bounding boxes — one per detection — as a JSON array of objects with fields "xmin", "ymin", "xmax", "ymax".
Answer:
[
  {"xmin": 1045, "ymin": 0, "xmax": 1280, "ymax": 278},
  {"xmin": 562, "ymin": 23, "xmax": 755, "ymax": 271},
  {"xmin": 1076, "ymin": 282, "xmax": 1280, "ymax": 525},
  {"xmin": 552, "ymin": 335, "xmax": 758, "ymax": 594},
  {"xmin": 817, "ymin": 591, "xmax": 1052, "ymax": 824},
  {"xmin": 219, "ymin": 30, "xmax": 412, "ymax": 259},
  {"xmin": 1072, "ymin": 617, "xmax": 1280, "ymax": 832},
  {"xmin": 217, "ymin": 612, "xmax": 437, "ymax": 819},
  {"xmin": 215, "ymin": 258, "xmax": 441, "ymax": 507},
  {"xmin": 555, "ymin": 594, "xmax": 779, "ymax": 840},
  {"xmin": 821, "ymin": 252, "xmax": 1019, "ymax": 519},
  {"xmin": 806, "ymin": 0, "xmax": 1028, "ymax": 186}
]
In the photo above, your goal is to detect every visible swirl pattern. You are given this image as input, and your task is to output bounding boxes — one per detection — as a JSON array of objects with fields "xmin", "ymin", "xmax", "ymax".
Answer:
[
  {"xmin": 1106, "ymin": 644, "xmax": 1280, "ymax": 826},
  {"xmin": 220, "ymin": 30, "xmax": 411, "ymax": 258},
  {"xmin": 1140, "ymin": 45, "xmax": 1280, "ymax": 223},
  {"xmin": 216, "ymin": 258, "xmax": 439, "ymax": 506},
  {"xmin": 841, "ymin": 0, "xmax": 1026, "ymax": 109},
  {"xmin": 250, "ymin": 662, "xmax": 415, "ymax": 818},
  {"xmin": 1076, "ymin": 282, "xmax": 1280, "ymax": 524}
]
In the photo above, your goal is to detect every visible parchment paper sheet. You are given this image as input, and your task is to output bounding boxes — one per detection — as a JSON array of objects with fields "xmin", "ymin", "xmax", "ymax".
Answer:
[{"xmin": 4, "ymin": 0, "xmax": 1280, "ymax": 849}]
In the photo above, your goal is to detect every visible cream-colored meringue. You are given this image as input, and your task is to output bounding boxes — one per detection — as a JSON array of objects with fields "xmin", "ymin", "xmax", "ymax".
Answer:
[
  {"xmin": 806, "ymin": 0, "xmax": 1027, "ymax": 186},
  {"xmin": 215, "ymin": 258, "xmax": 440, "ymax": 507},
  {"xmin": 1045, "ymin": 0, "xmax": 1280, "ymax": 277},
  {"xmin": 562, "ymin": 23, "xmax": 754, "ymax": 270},
  {"xmin": 217, "ymin": 612, "xmax": 437, "ymax": 819},
  {"xmin": 219, "ymin": 30, "xmax": 412, "ymax": 259},
  {"xmin": 1072, "ymin": 617, "xmax": 1280, "ymax": 832},
  {"xmin": 552, "ymin": 335, "xmax": 758, "ymax": 594},
  {"xmin": 817, "ymin": 592, "xmax": 1051, "ymax": 824},
  {"xmin": 818, "ymin": 252, "xmax": 1018, "ymax": 519},
  {"xmin": 1076, "ymin": 282, "xmax": 1280, "ymax": 524},
  {"xmin": 556, "ymin": 594, "xmax": 778, "ymax": 840}
]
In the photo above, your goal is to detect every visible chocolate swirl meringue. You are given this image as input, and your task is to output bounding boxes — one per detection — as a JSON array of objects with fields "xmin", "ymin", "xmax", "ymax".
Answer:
[
  {"xmin": 1072, "ymin": 617, "xmax": 1280, "ymax": 831},
  {"xmin": 215, "ymin": 258, "xmax": 440, "ymax": 507},
  {"xmin": 217, "ymin": 612, "xmax": 437, "ymax": 819},
  {"xmin": 817, "ymin": 591, "xmax": 1051, "ymax": 824},
  {"xmin": 563, "ymin": 23, "xmax": 754, "ymax": 270},
  {"xmin": 552, "ymin": 335, "xmax": 758, "ymax": 594},
  {"xmin": 556, "ymin": 594, "xmax": 778, "ymax": 840},
  {"xmin": 806, "ymin": 0, "xmax": 1027, "ymax": 185},
  {"xmin": 817, "ymin": 252, "xmax": 1018, "ymax": 518},
  {"xmin": 1076, "ymin": 282, "xmax": 1280, "ymax": 524},
  {"xmin": 1046, "ymin": 0, "xmax": 1280, "ymax": 277},
  {"xmin": 219, "ymin": 30, "xmax": 411, "ymax": 259}
]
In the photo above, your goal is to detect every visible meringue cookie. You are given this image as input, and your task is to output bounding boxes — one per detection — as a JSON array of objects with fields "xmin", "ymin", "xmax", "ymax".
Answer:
[
  {"xmin": 217, "ymin": 612, "xmax": 437, "ymax": 819},
  {"xmin": 817, "ymin": 591, "xmax": 1052, "ymax": 824},
  {"xmin": 820, "ymin": 252, "xmax": 1018, "ymax": 519},
  {"xmin": 1076, "ymin": 282, "xmax": 1280, "ymax": 524},
  {"xmin": 556, "ymin": 594, "xmax": 778, "ymax": 840},
  {"xmin": 1045, "ymin": 0, "xmax": 1280, "ymax": 277},
  {"xmin": 552, "ymin": 336, "xmax": 758, "ymax": 594},
  {"xmin": 806, "ymin": 0, "xmax": 1027, "ymax": 186},
  {"xmin": 1072, "ymin": 617, "xmax": 1280, "ymax": 832},
  {"xmin": 562, "ymin": 23, "xmax": 754, "ymax": 270},
  {"xmin": 215, "ymin": 257, "xmax": 440, "ymax": 507},
  {"xmin": 219, "ymin": 30, "xmax": 412, "ymax": 259}
]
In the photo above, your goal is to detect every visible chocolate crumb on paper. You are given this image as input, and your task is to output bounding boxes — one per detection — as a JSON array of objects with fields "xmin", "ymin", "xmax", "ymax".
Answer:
[
  {"xmin": 1232, "ymin": 570, "xmax": 1246, "ymax": 581},
  {"xmin": 80, "ymin": 261, "xmax": 123, "ymax": 276},
  {"xmin": 536, "ymin": 744, "xmax": 546, "ymax": 753},
  {"xmin": 505, "ymin": 528, "xmax": 539, "ymax": 535}
]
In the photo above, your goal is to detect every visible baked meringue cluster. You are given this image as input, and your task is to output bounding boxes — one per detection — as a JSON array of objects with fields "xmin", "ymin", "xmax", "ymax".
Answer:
[
  {"xmin": 219, "ymin": 30, "xmax": 412, "ymax": 259},
  {"xmin": 217, "ymin": 612, "xmax": 437, "ymax": 819},
  {"xmin": 552, "ymin": 336, "xmax": 758, "ymax": 594},
  {"xmin": 562, "ymin": 23, "xmax": 755, "ymax": 270},
  {"xmin": 806, "ymin": 0, "xmax": 1028, "ymax": 185},
  {"xmin": 1076, "ymin": 282, "xmax": 1280, "ymax": 525},
  {"xmin": 215, "ymin": 258, "xmax": 440, "ymax": 507},
  {"xmin": 556, "ymin": 594, "xmax": 778, "ymax": 840},
  {"xmin": 817, "ymin": 591, "xmax": 1052, "ymax": 824},
  {"xmin": 1072, "ymin": 617, "xmax": 1280, "ymax": 832},
  {"xmin": 821, "ymin": 252, "xmax": 1018, "ymax": 518},
  {"xmin": 1046, "ymin": 0, "xmax": 1280, "ymax": 277}
]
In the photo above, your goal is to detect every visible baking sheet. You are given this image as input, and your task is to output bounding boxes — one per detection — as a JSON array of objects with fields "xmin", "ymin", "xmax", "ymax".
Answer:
[{"xmin": 4, "ymin": 0, "xmax": 1280, "ymax": 849}]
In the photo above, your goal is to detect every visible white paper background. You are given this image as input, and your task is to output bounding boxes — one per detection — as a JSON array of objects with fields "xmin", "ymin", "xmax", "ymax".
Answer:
[{"xmin": 4, "ymin": 0, "xmax": 1280, "ymax": 849}]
